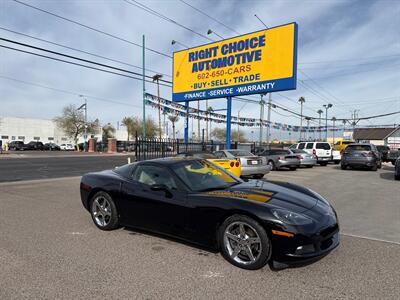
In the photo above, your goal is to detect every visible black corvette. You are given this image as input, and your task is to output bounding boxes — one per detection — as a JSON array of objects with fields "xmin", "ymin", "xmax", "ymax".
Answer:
[{"xmin": 80, "ymin": 158, "xmax": 339, "ymax": 270}]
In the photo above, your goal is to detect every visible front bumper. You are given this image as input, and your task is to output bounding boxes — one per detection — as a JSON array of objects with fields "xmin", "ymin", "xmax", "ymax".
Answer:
[
  {"xmin": 269, "ymin": 221, "xmax": 340, "ymax": 264},
  {"xmin": 241, "ymin": 164, "xmax": 272, "ymax": 176}
]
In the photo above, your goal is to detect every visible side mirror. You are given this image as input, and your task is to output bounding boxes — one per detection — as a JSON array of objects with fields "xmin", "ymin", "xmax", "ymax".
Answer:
[{"xmin": 150, "ymin": 184, "xmax": 172, "ymax": 197}]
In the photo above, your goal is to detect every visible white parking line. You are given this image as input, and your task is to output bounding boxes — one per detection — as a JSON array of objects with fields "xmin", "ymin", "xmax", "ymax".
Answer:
[{"xmin": 341, "ymin": 233, "xmax": 400, "ymax": 246}]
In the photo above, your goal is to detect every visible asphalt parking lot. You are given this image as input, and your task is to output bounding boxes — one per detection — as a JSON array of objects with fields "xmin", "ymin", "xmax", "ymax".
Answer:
[{"xmin": 1, "ymin": 163, "xmax": 399, "ymax": 299}]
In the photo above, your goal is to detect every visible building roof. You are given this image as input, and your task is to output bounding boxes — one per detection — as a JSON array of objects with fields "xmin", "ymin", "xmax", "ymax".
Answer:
[{"xmin": 353, "ymin": 127, "xmax": 397, "ymax": 140}]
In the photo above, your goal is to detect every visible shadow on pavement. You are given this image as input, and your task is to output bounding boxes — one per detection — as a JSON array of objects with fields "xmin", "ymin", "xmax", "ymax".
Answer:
[{"xmin": 379, "ymin": 172, "xmax": 395, "ymax": 181}]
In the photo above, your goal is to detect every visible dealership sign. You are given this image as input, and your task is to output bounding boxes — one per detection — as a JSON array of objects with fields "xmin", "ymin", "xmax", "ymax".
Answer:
[{"xmin": 172, "ymin": 22, "xmax": 298, "ymax": 102}]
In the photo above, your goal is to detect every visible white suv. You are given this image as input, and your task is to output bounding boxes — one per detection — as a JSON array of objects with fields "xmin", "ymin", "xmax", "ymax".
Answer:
[{"xmin": 290, "ymin": 142, "xmax": 332, "ymax": 166}]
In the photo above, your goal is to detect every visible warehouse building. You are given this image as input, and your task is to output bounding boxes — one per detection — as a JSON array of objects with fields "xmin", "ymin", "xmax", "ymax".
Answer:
[
  {"xmin": 0, "ymin": 116, "xmax": 129, "ymax": 146},
  {"xmin": 353, "ymin": 126, "xmax": 400, "ymax": 149}
]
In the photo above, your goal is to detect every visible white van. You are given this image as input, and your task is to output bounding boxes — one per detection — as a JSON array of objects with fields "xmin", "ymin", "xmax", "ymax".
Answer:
[{"xmin": 290, "ymin": 142, "xmax": 332, "ymax": 166}]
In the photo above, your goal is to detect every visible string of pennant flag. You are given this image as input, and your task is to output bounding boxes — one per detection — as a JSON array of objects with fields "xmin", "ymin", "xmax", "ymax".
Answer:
[{"xmin": 145, "ymin": 93, "xmax": 342, "ymax": 133}]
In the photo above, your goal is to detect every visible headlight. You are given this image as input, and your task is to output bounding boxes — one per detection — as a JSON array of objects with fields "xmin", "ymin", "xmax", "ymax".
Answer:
[{"xmin": 272, "ymin": 209, "xmax": 313, "ymax": 225}]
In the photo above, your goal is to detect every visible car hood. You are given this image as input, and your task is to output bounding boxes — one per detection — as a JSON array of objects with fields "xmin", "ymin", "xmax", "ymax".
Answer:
[{"xmin": 204, "ymin": 180, "xmax": 319, "ymax": 213}]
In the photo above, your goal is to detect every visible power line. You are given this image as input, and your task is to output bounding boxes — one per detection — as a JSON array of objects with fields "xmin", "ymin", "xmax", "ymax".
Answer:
[
  {"xmin": 299, "ymin": 54, "xmax": 400, "ymax": 65},
  {"xmin": 0, "ymin": 75, "xmax": 142, "ymax": 108},
  {"xmin": 178, "ymin": 0, "xmax": 240, "ymax": 35},
  {"xmin": 123, "ymin": 0, "xmax": 214, "ymax": 42},
  {"xmin": 0, "ymin": 44, "xmax": 173, "ymax": 87},
  {"xmin": 0, "ymin": 26, "xmax": 171, "ymax": 78},
  {"xmin": 12, "ymin": 0, "xmax": 172, "ymax": 58},
  {"xmin": 0, "ymin": 37, "xmax": 172, "ymax": 85}
]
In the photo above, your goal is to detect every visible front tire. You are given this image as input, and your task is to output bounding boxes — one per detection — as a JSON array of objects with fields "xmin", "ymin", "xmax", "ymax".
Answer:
[
  {"xmin": 289, "ymin": 167, "xmax": 297, "ymax": 171},
  {"xmin": 219, "ymin": 215, "xmax": 271, "ymax": 270},
  {"xmin": 341, "ymin": 163, "xmax": 347, "ymax": 170},
  {"xmin": 90, "ymin": 191, "xmax": 119, "ymax": 231}
]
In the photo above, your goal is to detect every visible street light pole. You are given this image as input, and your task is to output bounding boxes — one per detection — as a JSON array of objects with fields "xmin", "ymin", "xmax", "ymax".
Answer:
[
  {"xmin": 259, "ymin": 94, "xmax": 265, "ymax": 146},
  {"xmin": 266, "ymin": 93, "xmax": 272, "ymax": 148},
  {"xmin": 317, "ymin": 109, "xmax": 323, "ymax": 140},
  {"xmin": 78, "ymin": 95, "xmax": 88, "ymax": 151},
  {"xmin": 323, "ymin": 104, "xmax": 333, "ymax": 141},
  {"xmin": 152, "ymin": 74, "xmax": 163, "ymax": 139},
  {"xmin": 298, "ymin": 97, "xmax": 305, "ymax": 141},
  {"xmin": 237, "ymin": 102, "xmax": 247, "ymax": 142},
  {"xmin": 332, "ymin": 117, "xmax": 337, "ymax": 144}
]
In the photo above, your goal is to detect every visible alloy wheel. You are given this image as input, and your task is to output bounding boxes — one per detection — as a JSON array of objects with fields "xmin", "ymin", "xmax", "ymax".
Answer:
[
  {"xmin": 91, "ymin": 196, "xmax": 112, "ymax": 227},
  {"xmin": 223, "ymin": 222, "xmax": 263, "ymax": 265}
]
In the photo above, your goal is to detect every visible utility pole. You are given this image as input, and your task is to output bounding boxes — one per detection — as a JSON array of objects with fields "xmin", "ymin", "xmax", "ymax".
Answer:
[
  {"xmin": 298, "ymin": 97, "xmax": 305, "ymax": 141},
  {"xmin": 323, "ymin": 104, "xmax": 333, "ymax": 141},
  {"xmin": 317, "ymin": 109, "xmax": 323, "ymax": 141},
  {"xmin": 259, "ymin": 94, "xmax": 265, "ymax": 145},
  {"xmin": 142, "ymin": 35, "xmax": 146, "ymax": 138},
  {"xmin": 266, "ymin": 93, "xmax": 272, "ymax": 148}
]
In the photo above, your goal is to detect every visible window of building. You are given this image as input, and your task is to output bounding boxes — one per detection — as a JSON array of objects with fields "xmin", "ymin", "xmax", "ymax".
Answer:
[
  {"xmin": 48, "ymin": 137, "xmax": 54, "ymax": 141},
  {"xmin": 12, "ymin": 136, "xmax": 16, "ymax": 140},
  {"xmin": 1, "ymin": 135, "xmax": 9, "ymax": 139},
  {"xmin": 33, "ymin": 137, "xmax": 40, "ymax": 141},
  {"xmin": 61, "ymin": 137, "xmax": 67, "ymax": 141},
  {"xmin": 18, "ymin": 136, "xmax": 25, "ymax": 140}
]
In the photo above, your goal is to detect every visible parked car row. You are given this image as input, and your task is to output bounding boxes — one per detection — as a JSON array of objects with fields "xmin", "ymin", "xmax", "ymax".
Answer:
[{"xmin": 8, "ymin": 141, "xmax": 75, "ymax": 151}]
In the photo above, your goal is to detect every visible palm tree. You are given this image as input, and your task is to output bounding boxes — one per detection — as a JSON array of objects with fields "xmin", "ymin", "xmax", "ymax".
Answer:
[
  {"xmin": 207, "ymin": 106, "xmax": 214, "ymax": 141},
  {"xmin": 121, "ymin": 117, "xmax": 135, "ymax": 141},
  {"xmin": 168, "ymin": 114, "xmax": 179, "ymax": 140}
]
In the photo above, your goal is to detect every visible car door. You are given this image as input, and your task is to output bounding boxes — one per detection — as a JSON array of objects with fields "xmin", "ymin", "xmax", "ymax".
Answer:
[{"xmin": 119, "ymin": 164, "xmax": 189, "ymax": 237}]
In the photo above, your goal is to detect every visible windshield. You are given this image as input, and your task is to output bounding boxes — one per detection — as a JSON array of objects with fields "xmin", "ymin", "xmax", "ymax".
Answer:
[
  {"xmin": 191, "ymin": 153, "xmax": 217, "ymax": 159},
  {"xmin": 228, "ymin": 150, "xmax": 254, "ymax": 157},
  {"xmin": 171, "ymin": 160, "xmax": 241, "ymax": 192}
]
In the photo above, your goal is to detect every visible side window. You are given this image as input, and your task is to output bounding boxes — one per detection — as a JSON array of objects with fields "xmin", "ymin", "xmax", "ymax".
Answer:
[
  {"xmin": 133, "ymin": 165, "xmax": 177, "ymax": 190},
  {"xmin": 306, "ymin": 143, "xmax": 314, "ymax": 149},
  {"xmin": 298, "ymin": 143, "xmax": 306, "ymax": 149}
]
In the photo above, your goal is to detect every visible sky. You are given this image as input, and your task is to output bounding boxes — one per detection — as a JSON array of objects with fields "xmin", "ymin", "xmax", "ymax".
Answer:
[{"xmin": 0, "ymin": 0, "xmax": 399, "ymax": 140}]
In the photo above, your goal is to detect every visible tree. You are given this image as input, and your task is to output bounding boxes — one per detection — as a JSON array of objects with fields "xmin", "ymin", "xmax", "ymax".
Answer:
[
  {"xmin": 54, "ymin": 104, "xmax": 99, "ymax": 145},
  {"xmin": 121, "ymin": 116, "xmax": 159, "ymax": 139},
  {"xmin": 211, "ymin": 128, "xmax": 247, "ymax": 142},
  {"xmin": 168, "ymin": 114, "xmax": 179, "ymax": 140},
  {"xmin": 102, "ymin": 123, "xmax": 116, "ymax": 142}
]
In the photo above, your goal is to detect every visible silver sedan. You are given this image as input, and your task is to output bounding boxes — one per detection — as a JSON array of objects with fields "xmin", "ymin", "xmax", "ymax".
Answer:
[
  {"xmin": 214, "ymin": 149, "xmax": 271, "ymax": 179},
  {"xmin": 289, "ymin": 149, "xmax": 317, "ymax": 168}
]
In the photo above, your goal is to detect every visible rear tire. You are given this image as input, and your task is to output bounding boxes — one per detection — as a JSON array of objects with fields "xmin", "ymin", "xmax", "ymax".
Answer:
[
  {"xmin": 371, "ymin": 164, "xmax": 378, "ymax": 171},
  {"xmin": 289, "ymin": 167, "xmax": 297, "ymax": 171},
  {"xmin": 306, "ymin": 165, "xmax": 313, "ymax": 168},
  {"xmin": 341, "ymin": 163, "xmax": 347, "ymax": 170},
  {"xmin": 219, "ymin": 215, "xmax": 271, "ymax": 270},
  {"xmin": 89, "ymin": 191, "xmax": 120, "ymax": 231},
  {"xmin": 395, "ymin": 174, "xmax": 400, "ymax": 181},
  {"xmin": 319, "ymin": 162, "xmax": 328, "ymax": 166},
  {"xmin": 253, "ymin": 174, "xmax": 264, "ymax": 179},
  {"xmin": 334, "ymin": 161, "xmax": 340, "ymax": 165}
]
